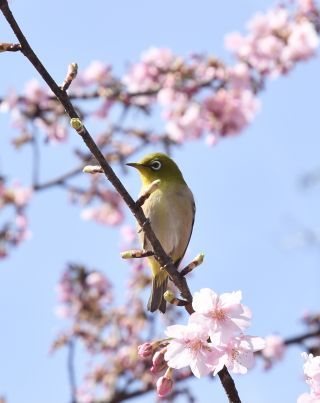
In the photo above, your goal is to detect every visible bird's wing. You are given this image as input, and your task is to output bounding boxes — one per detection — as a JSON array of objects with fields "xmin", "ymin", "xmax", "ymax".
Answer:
[
  {"xmin": 139, "ymin": 185, "xmax": 195, "ymax": 268},
  {"xmin": 174, "ymin": 196, "xmax": 196, "ymax": 269}
]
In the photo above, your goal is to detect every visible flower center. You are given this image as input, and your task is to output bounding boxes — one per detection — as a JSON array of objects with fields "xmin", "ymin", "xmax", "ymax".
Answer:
[
  {"xmin": 231, "ymin": 348, "xmax": 239, "ymax": 361},
  {"xmin": 211, "ymin": 308, "xmax": 227, "ymax": 321},
  {"xmin": 185, "ymin": 339, "xmax": 203, "ymax": 353}
]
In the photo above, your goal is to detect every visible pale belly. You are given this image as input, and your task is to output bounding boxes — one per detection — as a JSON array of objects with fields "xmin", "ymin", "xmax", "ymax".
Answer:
[{"xmin": 140, "ymin": 184, "xmax": 194, "ymax": 265}]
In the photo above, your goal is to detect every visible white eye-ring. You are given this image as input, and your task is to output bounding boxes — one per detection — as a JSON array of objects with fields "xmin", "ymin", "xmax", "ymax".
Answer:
[{"xmin": 150, "ymin": 160, "xmax": 162, "ymax": 171}]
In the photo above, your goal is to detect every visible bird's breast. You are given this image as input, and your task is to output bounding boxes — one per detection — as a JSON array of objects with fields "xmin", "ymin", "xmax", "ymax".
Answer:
[{"xmin": 140, "ymin": 183, "xmax": 194, "ymax": 263}]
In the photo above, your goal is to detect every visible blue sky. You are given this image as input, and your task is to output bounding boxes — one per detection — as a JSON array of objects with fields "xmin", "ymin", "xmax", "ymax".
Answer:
[{"xmin": 1, "ymin": 1, "xmax": 320, "ymax": 402}]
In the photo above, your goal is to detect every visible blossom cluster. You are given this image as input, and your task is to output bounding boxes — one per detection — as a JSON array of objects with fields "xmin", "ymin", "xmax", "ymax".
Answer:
[
  {"xmin": 226, "ymin": 1, "xmax": 320, "ymax": 77},
  {"xmin": 79, "ymin": 176, "xmax": 124, "ymax": 227},
  {"xmin": 0, "ymin": 1, "xmax": 318, "ymax": 153},
  {"xmin": 298, "ymin": 353, "xmax": 320, "ymax": 402},
  {"xmin": 0, "ymin": 179, "xmax": 32, "ymax": 257},
  {"xmin": 0, "ymin": 1, "xmax": 318, "ymax": 256},
  {"xmin": 138, "ymin": 288, "xmax": 265, "ymax": 397},
  {"xmin": 55, "ymin": 264, "xmax": 112, "ymax": 326},
  {"xmin": 53, "ymin": 261, "xmax": 184, "ymax": 402},
  {"xmin": 0, "ymin": 79, "xmax": 68, "ymax": 145},
  {"xmin": 261, "ymin": 333, "xmax": 286, "ymax": 369}
]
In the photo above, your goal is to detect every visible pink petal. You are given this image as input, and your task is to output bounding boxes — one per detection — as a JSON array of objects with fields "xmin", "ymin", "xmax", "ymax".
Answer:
[
  {"xmin": 165, "ymin": 344, "xmax": 193, "ymax": 370},
  {"xmin": 192, "ymin": 288, "xmax": 218, "ymax": 313},
  {"xmin": 219, "ymin": 290, "xmax": 242, "ymax": 307},
  {"xmin": 165, "ymin": 324, "xmax": 187, "ymax": 339}
]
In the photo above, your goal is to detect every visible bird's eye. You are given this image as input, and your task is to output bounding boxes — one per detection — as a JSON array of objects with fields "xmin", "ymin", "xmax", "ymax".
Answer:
[{"xmin": 150, "ymin": 160, "xmax": 162, "ymax": 171}]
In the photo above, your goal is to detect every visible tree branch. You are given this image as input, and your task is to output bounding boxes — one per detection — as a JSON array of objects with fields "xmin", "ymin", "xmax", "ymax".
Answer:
[
  {"xmin": 67, "ymin": 339, "xmax": 77, "ymax": 403},
  {"xmin": 284, "ymin": 328, "xmax": 320, "ymax": 346},
  {"xmin": 0, "ymin": 2, "xmax": 241, "ymax": 402},
  {"xmin": 0, "ymin": 42, "xmax": 21, "ymax": 52}
]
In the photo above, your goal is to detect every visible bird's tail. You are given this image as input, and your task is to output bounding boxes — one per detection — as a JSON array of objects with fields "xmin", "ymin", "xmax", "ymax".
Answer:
[{"xmin": 147, "ymin": 271, "xmax": 168, "ymax": 313}]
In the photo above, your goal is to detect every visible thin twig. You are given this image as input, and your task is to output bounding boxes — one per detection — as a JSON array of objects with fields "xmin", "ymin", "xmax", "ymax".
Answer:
[
  {"xmin": 67, "ymin": 338, "xmax": 77, "ymax": 403},
  {"xmin": 284, "ymin": 328, "xmax": 320, "ymax": 346},
  {"xmin": 0, "ymin": 42, "xmax": 21, "ymax": 51}
]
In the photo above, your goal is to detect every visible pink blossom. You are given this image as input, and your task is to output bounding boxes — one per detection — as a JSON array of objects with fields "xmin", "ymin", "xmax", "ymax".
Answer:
[
  {"xmin": 225, "ymin": 6, "xmax": 319, "ymax": 77},
  {"xmin": 214, "ymin": 334, "xmax": 265, "ymax": 375},
  {"xmin": 6, "ymin": 184, "xmax": 33, "ymax": 207},
  {"xmin": 156, "ymin": 369, "xmax": 173, "ymax": 398},
  {"xmin": 157, "ymin": 87, "xmax": 180, "ymax": 106},
  {"xmin": 24, "ymin": 78, "xmax": 49, "ymax": 104},
  {"xmin": 56, "ymin": 273, "xmax": 73, "ymax": 303},
  {"xmin": 120, "ymin": 225, "xmax": 137, "ymax": 245},
  {"xmin": 205, "ymin": 134, "xmax": 219, "ymax": 147},
  {"xmin": 284, "ymin": 20, "xmax": 319, "ymax": 62},
  {"xmin": 202, "ymin": 89, "xmax": 259, "ymax": 136},
  {"xmin": 151, "ymin": 349, "xmax": 167, "ymax": 373},
  {"xmin": 0, "ymin": 89, "xmax": 18, "ymax": 113},
  {"xmin": 247, "ymin": 8, "xmax": 289, "ymax": 35},
  {"xmin": 81, "ymin": 203, "xmax": 123, "ymax": 226},
  {"xmin": 164, "ymin": 322, "xmax": 223, "ymax": 378},
  {"xmin": 262, "ymin": 334, "xmax": 285, "ymax": 367},
  {"xmin": 165, "ymin": 101, "xmax": 204, "ymax": 142},
  {"xmin": 14, "ymin": 213, "xmax": 31, "ymax": 243},
  {"xmin": 302, "ymin": 353, "xmax": 320, "ymax": 395},
  {"xmin": 81, "ymin": 60, "xmax": 112, "ymax": 85},
  {"xmin": 76, "ymin": 387, "xmax": 95, "ymax": 403},
  {"xmin": 298, "ymin": 0, "xmax": 316, "ymax": 14},
  {"xmin": 225, "ymin": 32, "xmax": 251, "ymax": 58},
  {"xmin": 34, "ymin": 118, "xmax": 68, "ymax": 143},
  {"xmin": 141, "ymin": 47, "xmax": 175, "ymax": 70},
  {"xmin": 297, "ymin": 392, "xmax": 320, "ymax": 403},
  {"xmin": 86, "ymin": 272, "xmax": 110, "ymax": 294},
  {"xmin": 0, "ymin": 248, "xmax": 7, "ymax": 259},
  {"xmin": 122, "ymin": 47, "xmax": 179, "ymax": 102},
  {"xmin": 191, "ymin": 288, "xmax": 252, "ymax": 342},
  {"xmin": 227, "ymin": 63, "xmax": 252, "ymax": 90},
  {"xmin": 137, "ymin": 342, "xmax": 153, "ymax": 359}
]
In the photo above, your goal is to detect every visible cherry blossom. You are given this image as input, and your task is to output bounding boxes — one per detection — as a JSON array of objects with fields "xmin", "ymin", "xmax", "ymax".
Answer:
[
  {"xmin": 261, "ymin": 334, "xmax": 285, "ymax": 369},
  {"xmin": 156, "ymin": 368, "xmax": 174, "ymax": 397},
  {"xmin": 164, "ymin": 322, "xmax": 223, "ymax": 378},
  {"xmin": 24, "ymin": 78, "xmax": 49, "ymax": 105},
  {"xmin": 298, "ymin": 353, "xmax": 320, "ymax": 402},
  {"xmin": 298, "ymin": 0, "xmax": 316, "ymax": 14},
  {"xmin": 150, "ymin": 349, "xmax": 168, "ymax": 373},
  {"xmin": 81, "ymin": 203, "xmax": 124, "ymax": 226},
  {"xmin": 297, "ymin": 392, "xmax": 320, "ymax": 403},
  {"xmin": 213, "ymin": 334, "xmax": 266, "ymax": 375},
  {"xmin": 302, "ymin": 353, "xmax": 320, "ymax": 395},
  {"xmin": 191, "ymin": 288, "xmax": 252, "ymax": 342},
  {"xmin": 80, "ymin": 60, "xmax": 113, "ymax": 86},
  {"xmin": 0, "ymin": 180, "xmax": 32, "ymax": 256},
  {"xmin": 137, "ymin": 342, "xmax": 153, "ymax": 359},
  {"xmin": 226, "ymin": 5, "xmax": 319, "ymax": 77},
  {"xmin": 202, "ymin": 89, "xmax": 259, "ymax": 136}
]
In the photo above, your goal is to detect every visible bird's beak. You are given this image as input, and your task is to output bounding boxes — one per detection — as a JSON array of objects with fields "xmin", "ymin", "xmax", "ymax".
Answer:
[{"xmin": 126, "ymin": 162, "xmax": 142, "ymax": 169}]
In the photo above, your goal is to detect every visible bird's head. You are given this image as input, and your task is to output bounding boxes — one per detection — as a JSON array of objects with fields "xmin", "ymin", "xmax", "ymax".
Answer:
[{"xmin": 126, "ymin": 152, "xmax": 185, "ymax": 186}]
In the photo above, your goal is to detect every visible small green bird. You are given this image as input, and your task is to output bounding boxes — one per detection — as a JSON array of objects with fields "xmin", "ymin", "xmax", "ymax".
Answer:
[{"xmin": 127, "ymin": 152, "xmax": 195, "ymax": 313}]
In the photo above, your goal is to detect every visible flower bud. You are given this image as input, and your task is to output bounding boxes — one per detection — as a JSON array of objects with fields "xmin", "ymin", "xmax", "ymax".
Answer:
[
  {"xmin": 150, "ymin": 349, "xmax": 167, "ymax": 373},
  {"xmin": 137, "ymin": 342, "xmax": 153, "ymax": 359},
  {"xmin": 156, "ymin": 368, "xmax": 173, "ymax": 397}
]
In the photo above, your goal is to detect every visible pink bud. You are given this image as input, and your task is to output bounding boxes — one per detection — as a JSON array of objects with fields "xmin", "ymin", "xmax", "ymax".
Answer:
[
  {"xmin": 137, "ymin": 342, "xmax": 153, "ymax": 359},
  {"xmin": 156, "ymin": 374, "xmax": 173, "ymax": 398},
  {"xmin": 150, "ymin": 350, "xmax": 167, "ymax": 373}
]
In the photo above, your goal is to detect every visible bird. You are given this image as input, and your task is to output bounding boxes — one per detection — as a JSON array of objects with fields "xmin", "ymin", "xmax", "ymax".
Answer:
[{"xmin": 127, "ymin": 152, "xmax": 195, "ymax": 313}]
